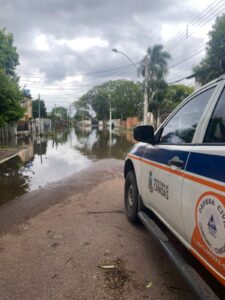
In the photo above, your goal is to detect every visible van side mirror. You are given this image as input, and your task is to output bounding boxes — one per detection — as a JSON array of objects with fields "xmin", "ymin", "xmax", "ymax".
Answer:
[{"xmin": 134, "ymin": 125, "xmax": 155, "ymax": 144}]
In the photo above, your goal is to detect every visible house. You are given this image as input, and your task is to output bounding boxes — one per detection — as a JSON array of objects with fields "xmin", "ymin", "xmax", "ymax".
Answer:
[
  {"xmin": 17, "ymin": 89, "xmax": 32, "ymax": 134},
  {"xmin": 20, "ymin": 89, "xmax": 32, "ymax": 121}
]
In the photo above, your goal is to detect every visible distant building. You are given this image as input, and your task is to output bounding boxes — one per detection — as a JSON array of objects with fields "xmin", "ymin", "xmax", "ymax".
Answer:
[
  {"xmin": 80, "ymin": 119, "xmax": 92, "ymax": 127},
  {"xmin": 17, "ymin": 89, "xmax": 33, "ymax": 134},
  {"xmin": 20, "ymin": 89, "xmax": 32, "ymax": 121}
]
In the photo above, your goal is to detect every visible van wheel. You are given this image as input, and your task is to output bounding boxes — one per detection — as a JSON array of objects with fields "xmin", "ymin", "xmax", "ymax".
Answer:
[{"xmin": 124, "ymin": 170, "xmax": 139, "ymax": 223}]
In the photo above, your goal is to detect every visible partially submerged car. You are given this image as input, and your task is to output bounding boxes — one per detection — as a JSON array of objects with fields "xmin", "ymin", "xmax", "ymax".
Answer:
[{"xmin": 124, "ymin": 74, "xmax": 225, "ymax": 291}]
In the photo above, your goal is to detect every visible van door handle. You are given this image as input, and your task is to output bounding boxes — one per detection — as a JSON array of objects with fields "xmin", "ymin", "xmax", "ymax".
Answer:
[{"xmin": 168, "ymin": 156, "xmax": 184, "ymax": 169}]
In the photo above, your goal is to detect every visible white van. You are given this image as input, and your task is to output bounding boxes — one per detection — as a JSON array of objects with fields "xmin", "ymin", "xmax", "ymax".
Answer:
[{"xmin": 124, "ymin": 74, "xmax": 225, "ymax": 290}]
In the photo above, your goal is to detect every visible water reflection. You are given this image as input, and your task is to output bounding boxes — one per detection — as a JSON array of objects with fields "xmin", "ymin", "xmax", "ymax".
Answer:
[
  {"xmin": 0, "ymin": 156, "xmax": 30, "ymax": 205},
  {"xmin": 0, "ymin": 127, "xmax": 134, "ymax": 204},
  {"xmin": 74, "ymin": 127, "xmax": 134, "ymax": 160}
]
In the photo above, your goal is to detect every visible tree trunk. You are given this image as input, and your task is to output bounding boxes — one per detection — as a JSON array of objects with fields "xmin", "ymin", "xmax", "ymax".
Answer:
[
  {"xmin": 153, "ymin": 112, "xmax": 157, "ymax": 130},
  {"xmin": 156, "ymin": 108, "xmax": 161, "ymax": 129}
]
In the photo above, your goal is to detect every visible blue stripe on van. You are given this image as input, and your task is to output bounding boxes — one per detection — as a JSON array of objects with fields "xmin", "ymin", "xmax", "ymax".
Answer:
[
  {"xmin": 130, "ymin": 146, "xmax": 225, "ymax": 183},
  {"xmin": 130, "ymin": 145, "xmax": 146, "ymax": 157},
  {"xmin": 143, "ymin": 148, "xmax": 189, "ymax": 166},
  {"xmin": 186, "ymin": 152, "xmax": 225, "ymax": 183}
]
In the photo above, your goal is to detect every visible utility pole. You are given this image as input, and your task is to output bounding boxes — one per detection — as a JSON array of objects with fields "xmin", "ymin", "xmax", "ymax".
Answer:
[
  {"xmin": 144, "ymin": 56, "xmax": 149, "ymax": 125},
  {"xmin": 109, "ymin": 100, "xmax": 112, "ymax": 129},
  {"xmin": 112, "ymin": 48, "xmax": 149, "ymax": 125},
  {"xmin": 38, "ymin": 94, "xmax": 41, "ymax": 134},
  {"xmin": 69, "ymin": 102, "xmax": 72, "ymax": 125}
]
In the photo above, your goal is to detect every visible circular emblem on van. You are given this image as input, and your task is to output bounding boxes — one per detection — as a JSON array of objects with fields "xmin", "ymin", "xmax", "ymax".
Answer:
[{"xmin": 196, "ymin": 193, "xmax": 225, "ymax": 257}]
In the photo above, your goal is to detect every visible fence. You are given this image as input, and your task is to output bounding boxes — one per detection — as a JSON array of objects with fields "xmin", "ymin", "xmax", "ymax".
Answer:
[
  {"xmin": 0, "ymin": 123, "xmax": 17, "ymax": 147},
  {"xmin": 31, "ymin": 118, "xmax": 52, "ymax": 134}
]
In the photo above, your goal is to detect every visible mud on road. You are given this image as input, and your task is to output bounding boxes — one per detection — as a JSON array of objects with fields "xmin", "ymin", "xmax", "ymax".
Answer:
[{"xmin": 0, "ymin": 159, "xmax": 194, "ymax": 299}]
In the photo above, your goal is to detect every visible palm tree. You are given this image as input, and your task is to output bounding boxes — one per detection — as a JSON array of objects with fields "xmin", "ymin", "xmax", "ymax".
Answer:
[
  {"xmin": 139, "ymin": 44, "xmax": 171, "ymax": 81},
  {"xmin": 138, "ymin": 44, "xmax": 171, "ymax": 126}
]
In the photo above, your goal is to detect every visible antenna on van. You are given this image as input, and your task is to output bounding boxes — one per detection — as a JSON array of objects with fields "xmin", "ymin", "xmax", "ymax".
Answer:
[{"xmin": 220, "ymin": 57, "xmax": 225, "ymax": 72}]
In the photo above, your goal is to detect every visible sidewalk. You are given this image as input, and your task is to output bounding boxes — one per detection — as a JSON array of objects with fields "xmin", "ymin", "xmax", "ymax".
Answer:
[{"xmin": 0, "ymin": 147, "xmax": 26, "ymax": 164}]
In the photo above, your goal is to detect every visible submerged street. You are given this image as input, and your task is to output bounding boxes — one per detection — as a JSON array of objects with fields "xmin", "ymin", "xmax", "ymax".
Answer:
[{"xmin": 0, "ymin": 128, "xmax": 134, "ymax": 205}]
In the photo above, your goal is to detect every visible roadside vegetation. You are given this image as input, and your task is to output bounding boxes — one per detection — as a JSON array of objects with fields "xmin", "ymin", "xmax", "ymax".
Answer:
[
  {"xmin": 193, "ymin": 14, "xmax": 225, "ymax": 85},
  {"xmin": 32, "ymin": 99, "xmax": 47, "ymax": 118},
  {"xmin": 0, "ymin": 28, "xmax": 24, "ymax": 126},
  {"xmin": 73, "ymin": 44, "xmax": 194, "ymax": 126}
]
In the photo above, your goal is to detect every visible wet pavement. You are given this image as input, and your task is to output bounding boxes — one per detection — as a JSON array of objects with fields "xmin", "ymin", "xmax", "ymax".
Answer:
[{"xmin": 0, "ymin": 127, "xmax": 134, "ymax": 205}]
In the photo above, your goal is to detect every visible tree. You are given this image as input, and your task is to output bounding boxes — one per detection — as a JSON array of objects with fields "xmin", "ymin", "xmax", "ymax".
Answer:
[
  {"xmin": 138, "ymin": 44, "xmax": 171, "ymax": 125},
  {"xmin": 50, "ymin": 106, "xmax": 68, "ymax": 120},
  {"xmin": 0, "ymin": 28, "xmax": 19, "ymax": 78},
  {"xmin": 74, "ymin": 80, "xmax": 143, "ymax": 122},
  {"xmin": 193, "ymin": 14, "xmax": 225, "ymax": 85},
  {"xmin": 32, "ymin": 99, "xmax": 47, "ymax": 118},
  {"xmin": 0, "ymin": 69, "xmax": 23, "ymax": 126},
  {"xmin": 0, "ymin": 29, "xmax": 22, "ymax": 126},
  {"xmin": 74, "ymin": 109, "xmax": 91, "ymax": 122},
  {"xmin": 89, "ymin": 86, "xmax": 110, "ymax": 121},
  {"xmin": 139, "ymin": 45, "xmax": 171, "ymax": 82},
  {"xmin": 110, "ymin": 80, "xmax": 143, "ymax": 120}
]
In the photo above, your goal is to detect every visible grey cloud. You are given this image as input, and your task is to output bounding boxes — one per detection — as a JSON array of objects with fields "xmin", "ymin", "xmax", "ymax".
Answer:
[{"xmin": 0, "ymin": 0, "xmax": 205, "ymax": 107}]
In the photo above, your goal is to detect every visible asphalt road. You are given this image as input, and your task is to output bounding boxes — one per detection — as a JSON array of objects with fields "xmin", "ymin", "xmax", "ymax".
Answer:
[{"xmin": 0, "ymin": 159, "xmax": 205, "ymax": 299}]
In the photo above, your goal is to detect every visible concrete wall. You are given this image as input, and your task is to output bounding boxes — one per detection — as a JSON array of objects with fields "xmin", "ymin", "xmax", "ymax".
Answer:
[
  {"xmin": 98, "ymin": 116, "xmax": 139, "ymax": 129},
  {"xmin": 81, "ymin": 119, "xmax": 92, "ymax": 127},
  {"xmin": 111, "ymin": 119, "xmax": 121, "ymax": 127},
  {"xmin": 31, "ymin": 118, "xmax": 52, "ymax": 134},
  {"xmin": 126, "ymin": 117, "xmax": 139, "ymax": 129},
  {"xmin": 98, "ymin": 121, "xmax": 103, "ymax": 128},
  {"xmin": 120, "ymin": 120, "xmax": 126, "ymax": 128}
]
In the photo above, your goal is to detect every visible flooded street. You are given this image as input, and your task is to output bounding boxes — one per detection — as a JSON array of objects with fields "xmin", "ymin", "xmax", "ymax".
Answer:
[{"xmin": 0, "ymin": 127, "xmax": 134, "ymax": 205}]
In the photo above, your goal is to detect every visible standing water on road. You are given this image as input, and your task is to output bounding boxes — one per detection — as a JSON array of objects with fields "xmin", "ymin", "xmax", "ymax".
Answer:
[{"xmin": 0, "ymin": 127, "xmax": 134, "ymax": 205}]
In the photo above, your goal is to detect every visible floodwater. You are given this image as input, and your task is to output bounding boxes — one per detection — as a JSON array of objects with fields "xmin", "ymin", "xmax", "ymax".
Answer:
[{"xmin": 0, "ymin": 127, "xmax": 135, "ymax": 205}]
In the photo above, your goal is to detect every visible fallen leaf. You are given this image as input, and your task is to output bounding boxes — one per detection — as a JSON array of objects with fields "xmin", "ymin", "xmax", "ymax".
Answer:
[
  {"xmin": 146, "ymin": 281, "xmax": 152, "ymax": 288},
  {"xmin": 100, "ymin": 265, "xmax": 115, "ymax": 269}
]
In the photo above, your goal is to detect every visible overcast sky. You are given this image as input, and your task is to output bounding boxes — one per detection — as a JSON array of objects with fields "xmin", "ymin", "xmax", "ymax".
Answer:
[{"xmin": 0, "ymin": 0, "xmax": 224, "ymax": 111}]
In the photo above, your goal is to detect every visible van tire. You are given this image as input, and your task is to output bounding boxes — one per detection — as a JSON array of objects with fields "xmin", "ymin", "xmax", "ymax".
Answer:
[{"xmin": 124, "ymin": 170, "xmax": 139, "ymax": 223}]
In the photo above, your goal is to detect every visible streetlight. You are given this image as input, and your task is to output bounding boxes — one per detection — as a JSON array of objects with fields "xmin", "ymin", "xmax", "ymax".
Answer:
[
  {"xmin": 112, "ymin": 48, "xmax": 148, "ymax": 125},
  {"xmin": 112, "ymin": 48, "xmax": 138, "ymax": 71}
]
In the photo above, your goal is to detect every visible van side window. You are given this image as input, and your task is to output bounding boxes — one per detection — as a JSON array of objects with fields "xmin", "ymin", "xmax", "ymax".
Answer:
[
  {"xmin": 204, "ymin": 88, "xmax": 225, "ymax": 143},
  {"xmin": 159, "ymin": 87, "xmax": 215, "ymax": 144}
]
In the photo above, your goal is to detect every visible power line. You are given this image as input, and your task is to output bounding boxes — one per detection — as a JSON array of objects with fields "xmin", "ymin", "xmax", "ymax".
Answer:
[
  {"xmin": 168, "ymin": 41, "xmax": 206, "ymax": 65},
  {"xmin": 164, "ymin": 0, "xmax": 223, "ymax": 48},
  {"xmin": 19, "ymin": 65, "xmax": 136, "ymax": 87},
  {"xmin": 169, "ymin": 46, "xmax": 205, "ymax": 69},
  {"xmin": 168, "ymin": 74, "xmax": 195, "ymax": 85},
  {"xmin": 19, "ymin": 64, "xmax": 138, "ymax": 93},
  {"xmin": 165, "ymin": 0, "xmax": 225, "ymax": 52},
  {"xmin": 167, "ymin": 71, "xmax": 193, "ymax": 82},
  {"xmin": 18, "ymin": 61, "xmax": 139, "ymax": 79}
]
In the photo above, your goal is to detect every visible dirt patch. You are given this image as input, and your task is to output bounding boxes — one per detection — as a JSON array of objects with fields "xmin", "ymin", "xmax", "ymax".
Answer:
[
  {"xmin": 100, "ymin": 258, "xmax": 133, "ymax": 299},
  {"xmin": 101, "ymin": 258, "xmax": 129, "ymax": 290}
]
